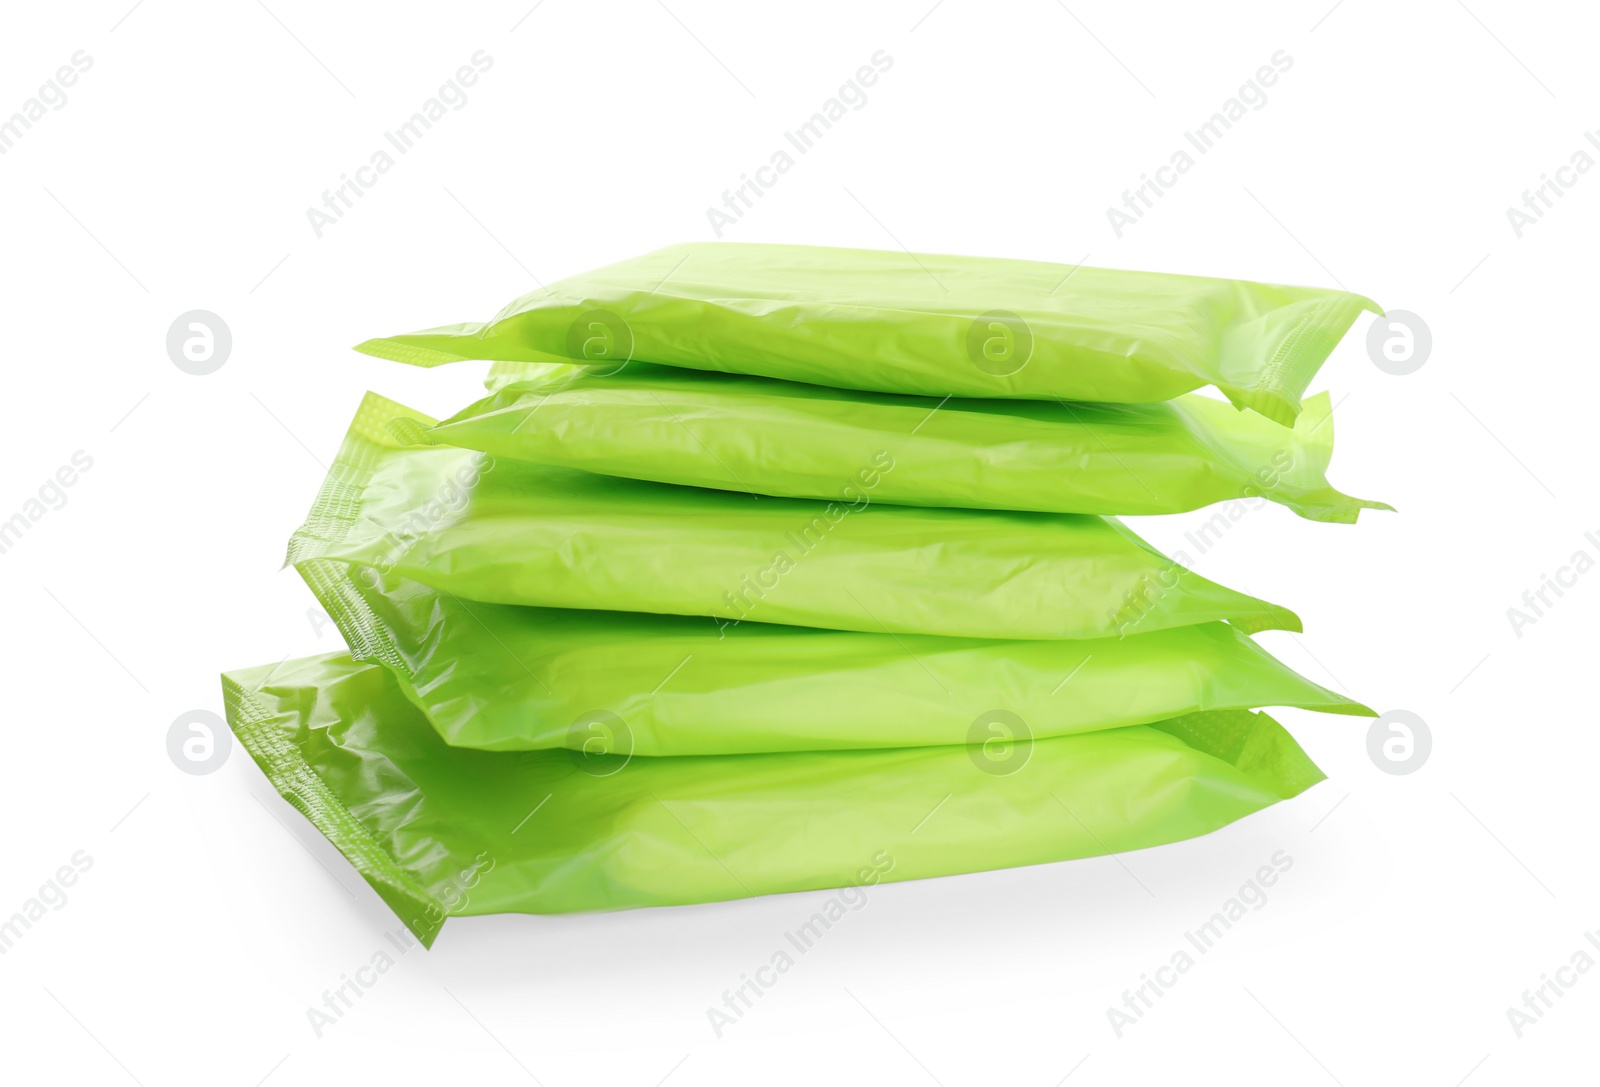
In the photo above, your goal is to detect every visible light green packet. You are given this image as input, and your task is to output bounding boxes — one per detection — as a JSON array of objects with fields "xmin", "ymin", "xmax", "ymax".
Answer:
[
  {"xmin": 287, "ymin": 393, "xmax": 1302, "ymax": 641},
  {"xmin": 298, "ymin": 557, "xmax": 1370, "ymax": 754},
  {"xmin": 425, "ymin": 360, "xmax": 1388, "ymax": 523},
  {"xmin": 223, "ymin": 651, "xmax": 1328, "ymax": 947},
  {"xmin": 353, "ymin": 242, "xmax": 1381, "ymax": 426}
]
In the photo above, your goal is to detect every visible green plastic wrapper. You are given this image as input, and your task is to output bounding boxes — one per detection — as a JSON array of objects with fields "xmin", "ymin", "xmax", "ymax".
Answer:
[
  {"xmin": 355, "ymin": 242, "xmax": 1381, "ymax": 426},
  {"xmin": 223, "ymin": 652, "xmax": 1327, "ymax": 947},
  {"xmin": 287, "ymin": 393, "xmax": 1302, "ymax": 640},
  {"xmin": 298, "ymin": 557, "xmax": 1370, "ymax": 754},
  {"xmin": 426, "ymin": 361, "xmax": 1389, "ymax": 523}
]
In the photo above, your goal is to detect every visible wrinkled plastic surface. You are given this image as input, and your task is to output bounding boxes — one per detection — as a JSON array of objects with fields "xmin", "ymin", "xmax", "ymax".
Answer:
[
  {"xmin": 300, "ymin": 558, "xmax": 1370, "ymax": 754},
  {"xmin": 430, "ymin": 361, "xmax": 1389, "ymax": 523},
  {"xmin": 355, "ymin": 242, "xmax": 1381, "ymax": 426},
  {"xmin": 287, "ymin": 393, "xmax": 1302, "ymax": 640},
  {"xmin": 223, "ymin": 652, "xmax": 1326, "ymax": 947}
]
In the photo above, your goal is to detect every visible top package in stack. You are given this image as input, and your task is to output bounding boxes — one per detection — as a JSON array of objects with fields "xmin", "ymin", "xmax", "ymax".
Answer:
[{"xmin": 225, "ymin": 243, "xmax": 1387, "ymax": 946}]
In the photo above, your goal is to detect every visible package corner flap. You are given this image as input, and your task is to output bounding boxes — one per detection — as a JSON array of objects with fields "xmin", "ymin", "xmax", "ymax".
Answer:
[
  {"xmin": 353, "ymin": 325, "xmax": 481, "ymax": 368},
  {"xmin": 350, "ymin": 243, "xmax": 1379, "ymax": 420},
  {"xmin": 221, "ymin": 652, "xmax": 1329, "ymax": 944},
  {"xmin": 1276, "ymin": 391, "xmax": 1394, "ymax": 522},
  {"xmin": 283, "ymin": 391, "xmax": 456, "ymax": 569},
  {"xmin": 1175, "ymin": 389, "xmax": 1392, "ymax": 524},
  {"xmin": 1212, "ymin": 291, "xmax": 1382, "ymax": 426},
  {"xmin": 221, "ymin": 666, "xmax": 448, "ymax": 948}
]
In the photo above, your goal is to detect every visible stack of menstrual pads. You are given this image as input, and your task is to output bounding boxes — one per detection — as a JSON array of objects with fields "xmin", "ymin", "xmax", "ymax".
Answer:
[{"xmin": 223, "ymin": 243, "xmax": 1386, "ymax": 946}]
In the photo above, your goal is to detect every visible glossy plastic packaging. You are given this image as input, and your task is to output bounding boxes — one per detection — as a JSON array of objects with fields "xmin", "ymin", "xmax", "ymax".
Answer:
[
  {"xmin": 355, "ymin": 242, "xmax": 1381, "ymax": 426},
  {"xmin": 427, "ymin": 361, "xmax": 1388, "ymax": 523},
  {"xmin": 299, "ymin": 558, "xmax": 1369, "ymax": 754},
  {"xmin": 223, "ymin": 652, "xmax": 1327, "ymax": 946},
  {"xmin": 286, "ymin": 393, "xmax": 1301, "ymax": 641}
]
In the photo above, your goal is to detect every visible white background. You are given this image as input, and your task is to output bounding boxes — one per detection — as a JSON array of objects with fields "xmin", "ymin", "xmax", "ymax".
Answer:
[{"xmin": 1, "ymin": 1, "xmax": 1594, "ymax": 1083}]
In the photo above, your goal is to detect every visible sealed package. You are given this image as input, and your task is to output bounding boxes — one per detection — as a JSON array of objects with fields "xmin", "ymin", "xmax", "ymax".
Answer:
[
  {"xmin": 356, "ymin": 242, "xmax": 1380, "ymax": 425},
  {"xmin": 299, "ymin": 558, "xmax": 1369, "ymax": 754},
  {"xmin": 224, "ymin": 652, "xmax": 1327, "ymax": 946},
  {"xmin": 286, "ymin": 393, "xmax": 1301, "ymax": 640},
  {"xmin": 427, "ymin": 362, "xmax": 1388, "ymax": 523}
]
